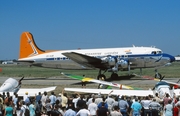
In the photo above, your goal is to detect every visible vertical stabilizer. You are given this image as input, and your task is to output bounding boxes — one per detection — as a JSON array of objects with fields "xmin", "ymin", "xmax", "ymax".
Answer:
[{"xmin": 19, "ymin": 32, "xmax": 45, "ymax": 59}]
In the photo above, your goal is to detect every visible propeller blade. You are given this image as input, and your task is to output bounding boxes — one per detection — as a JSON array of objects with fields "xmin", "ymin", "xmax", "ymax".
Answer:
[{"xmin": 19, "ymin": 76, "xmax": 24, "ymax": 82}]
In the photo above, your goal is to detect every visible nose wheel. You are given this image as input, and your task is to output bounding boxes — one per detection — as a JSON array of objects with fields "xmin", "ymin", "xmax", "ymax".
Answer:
[{"xmin": 154, "ymin": 69, "xmax": 163, "ymax": 80}]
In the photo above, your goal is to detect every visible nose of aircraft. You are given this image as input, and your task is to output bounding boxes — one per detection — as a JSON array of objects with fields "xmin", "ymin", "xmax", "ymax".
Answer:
[
  {"xmin": 0, "ymin": 83, "xmax": 13, "ymax": 92},
  {"xmin": 169, "ymin": 54, "xmax": 175, "ymax": 62},
  {"xmin": 162, "ymin": 53, "xmax": 175, "ymax": 63}
]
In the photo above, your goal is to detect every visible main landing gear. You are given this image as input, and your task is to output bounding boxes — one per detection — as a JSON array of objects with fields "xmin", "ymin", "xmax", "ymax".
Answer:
[{"xmin": 97, "ymin": 70, "xmax": 119, "ymax": 80}]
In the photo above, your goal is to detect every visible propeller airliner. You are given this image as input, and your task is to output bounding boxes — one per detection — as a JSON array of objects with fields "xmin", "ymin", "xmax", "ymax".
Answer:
[{"xmin": 16, "ymin": 32, "xmax": 175, "ymax": 80}]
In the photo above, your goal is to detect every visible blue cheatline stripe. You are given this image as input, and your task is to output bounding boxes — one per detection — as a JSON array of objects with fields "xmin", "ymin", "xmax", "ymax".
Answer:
[{"xmin": 45, "ymin": 53, "xmax": 171, "ymax": 61}]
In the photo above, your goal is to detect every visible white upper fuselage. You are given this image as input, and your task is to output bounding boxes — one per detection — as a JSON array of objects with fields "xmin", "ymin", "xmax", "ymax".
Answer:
[{"xmin": 19, "ymin": 46, "xmax": 162, "ymax": 60}]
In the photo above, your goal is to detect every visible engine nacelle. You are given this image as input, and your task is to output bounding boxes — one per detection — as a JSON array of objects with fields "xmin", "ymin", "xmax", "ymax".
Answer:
[
  {"xmin": 117, "ymin": 60, "xmax": 129, "ymax": 69},
  {"xmin": 101, "ymin": 56, "xmax": 117, "ymax": 66}
]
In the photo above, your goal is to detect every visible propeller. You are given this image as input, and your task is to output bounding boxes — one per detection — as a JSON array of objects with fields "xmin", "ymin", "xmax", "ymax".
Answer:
[{"xmin": 18, "ymin": 76, "xmax": 24, "ymax": 85}]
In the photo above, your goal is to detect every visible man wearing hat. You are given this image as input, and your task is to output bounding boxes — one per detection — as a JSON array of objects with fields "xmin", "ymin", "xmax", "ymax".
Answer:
[{"xmin": 23, "ymin": 92, "xmax": 30, "ymax": 104}]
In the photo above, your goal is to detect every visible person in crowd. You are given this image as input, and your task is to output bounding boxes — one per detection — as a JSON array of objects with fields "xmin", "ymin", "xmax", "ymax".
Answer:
[
  {"xmin": 41, "ymin": 91, "xmax": 48, "ymax": 113},
  {"xmin": 49, "ymin": 91, "xmax": 56, "ymax": 108},
  {"xmin": 86, "ymin": 94, "xmax": 95, "ymax": 106},
  {"xmin": 35, "ymin": 100, "xmax": 42, "ymax": 116},
  {"xmin": 61, "ymin": 89, "xmax": 68, "ymax": 111},
  {"xmin": 154, "ymin": 93, "xmax": 162, "ymax": 103},
  {"xmin": 105, "ymin": 94, "xmax": 115, "ymax": 112},
  {"xmin": 77, "ymin": 94, "xmax": 86, "ymax": 110},
  {"xmin": 29, "ymin": 100, "xmax": 36, "ymax": 116},
  {"xmin": 174, "ymin": 97, "xmax": 180, "ymax": 116},
  {"xmin": 0, "ymin": 99, "xmax": 3, "ymax": 116},
  {"xmin": 141, "ymin": 96, "xmax": 152, "ymax": 116},
  {"xmin": 131, "ymin": 98, "xmax": 142, "ymax": 116},
  {"xmin": 163, "ymin": 93, "xmax": 172, "ymax": 107},
  {"xmin": 4, "ymin": 102, "xmax": 13, "ymax": 116},
  {"xmin": 111, "ymin": 96, "xmax": 119, "ymax": 111},
  {"xmin": 45, "ymin": 99, "xmax": 52, "ymax": 116},
  {"xmin": 149, "ymin": 98, "xmax": 161, "ymax": 116},
  {"xmin": 50, "ymin": 104, "xmax": 62, "ymax": 116},
  {"xmin": 20, "ymin": 101, "xmax": 29, "ymax": 116},
  {"xmin": 72, "ymin": 93, "xmax": 80, "ymax": 111},
  {"xmin": 64, "ymin": 103, "xmax": 76, "ymax": 116},
  {"xmin": 118, "ymin": 96, "xmax": 129, "ymax": 116},
  {"xmin": 76, "ymin": 105, "xmax": 90, "ymax": 116},
  {"xmin": 55, "ymin": 100, "xmax": 64, "ymax": 116},
  {"xmin": 15, "ymin": 98, "xmax": 22, "ymax": 116},
  {"xmin": 2, "ymin": 92, "xmax": 6, "ymax": 101},
  {"xmin": 95, "ymin": 94, "xmax": 103, "ymax": 105},
  {"xmin": 97, "ymin": 102, "xmax": 109, "ymax": 116},
  {"xmin": 12, "ymin": 94, "xmax": 18, "ymax": 109},
  {"xmin": 126, "ymin": 96, "xmax": 133, "ymax": 115},
  {"xmin": 98, "ymin": 97, "xmax": 108, "ymax": 110},
  {"xmin": 35, "ymin": 92, "xmax": 42, "ymax": 105},
  {"xmin": 23, "ymin": 92, "xmax": 30, "ymax": 105},
  {"xmin": 164, "ymin": 99, "xmax": 173, "ymax": 116},
  {"xmin": 111, "ymin": 106, "xmax": 122, "ymax": 116},
  {"xmin": 88, "ymin": 98, "xmax": 97, "ymax": 116},
  {"xmin": 56, "ymin": 94, "xmax": 62, "ymax": 106}
]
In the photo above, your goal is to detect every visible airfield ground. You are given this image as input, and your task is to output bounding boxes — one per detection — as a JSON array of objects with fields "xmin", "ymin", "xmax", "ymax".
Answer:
[{"xmin": 0, "ymin": 62, "xmax": 180, "ymax": 96}]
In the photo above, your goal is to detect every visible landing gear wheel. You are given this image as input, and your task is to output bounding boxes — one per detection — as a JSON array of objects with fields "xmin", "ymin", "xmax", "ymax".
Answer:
[
  {"xmin": 97, "ymin": 74, "xmax": 106, "ymax": 80},
  {"xmin": 111, "ymin": 73, "xmax": 118, "ymax": 80},
  {"xmin": 155, "ymin": 73, "xmax": 162, "ymax": 79}
]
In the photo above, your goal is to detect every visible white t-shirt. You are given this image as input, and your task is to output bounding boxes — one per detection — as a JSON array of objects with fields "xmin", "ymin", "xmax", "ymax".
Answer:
[
  {"xmin": 76, "ymin": 109, "xmax": 90, "ymax": 116},
  {"xmin": 88, "ymin": 102, "xmax": 97, "ymax": 115}
]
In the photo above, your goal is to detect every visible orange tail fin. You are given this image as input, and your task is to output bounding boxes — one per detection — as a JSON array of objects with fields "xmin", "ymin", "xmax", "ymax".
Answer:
[{"xmin": 19, "ymin": 32, "xmax": 45, "ymax": 59}]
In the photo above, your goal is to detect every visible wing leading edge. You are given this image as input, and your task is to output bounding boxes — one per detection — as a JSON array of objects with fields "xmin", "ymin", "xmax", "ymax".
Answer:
[
  {"xmin": 64, "ymin": 88, "xmax": 153, "ymax": 97},
  {"xmin": 62, "ymin": 52, "xmax": 107, "ymax": 69},
  {"xmin": 16, "ymin": 86, "xmax": 56, "ymax": 96}
]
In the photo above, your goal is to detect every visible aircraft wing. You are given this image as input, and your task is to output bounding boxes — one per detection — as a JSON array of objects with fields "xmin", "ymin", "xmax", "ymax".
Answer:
[
  {"xmin": 61, "ymin": 73, "xmax": 140, "ymax": 90},
  {"xmin": 62, "ymin": 52, "xmax": 108, "ymax": 69},
  {"xmin": 174, "ymin": 89, "xmax": 180, "ymax": 96},
  {"xmin": 64, "ymin": 88, "xmax": 153, "ymax": 97},
  {"xmin": 134, "ymin": 73, "xmax": 180, "ymax": 89},
  {"xmin": 15, "ymin": 86, "xmax": 56, "ymax": 96}
]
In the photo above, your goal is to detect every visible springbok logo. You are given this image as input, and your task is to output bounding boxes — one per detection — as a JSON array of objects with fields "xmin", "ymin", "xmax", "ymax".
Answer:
[{"xmin": 25, "ymin": 33, "xmax": 38, "ymax": 57}]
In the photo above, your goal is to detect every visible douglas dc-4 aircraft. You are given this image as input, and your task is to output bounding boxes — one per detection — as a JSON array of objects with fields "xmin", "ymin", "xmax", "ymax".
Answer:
[
  {"xmin": 0, "ymin": 77, "xmax": 56, "ymax": 96},
  {"xmin": 17, "ymin": 32, "xmax": 175, "ymax": 79}
]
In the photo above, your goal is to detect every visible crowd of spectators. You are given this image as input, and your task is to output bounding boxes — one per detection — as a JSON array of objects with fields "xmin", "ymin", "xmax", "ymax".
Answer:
[{"xmin": 0, "ymin": 89, "xmax": 180, "ymax": 116}]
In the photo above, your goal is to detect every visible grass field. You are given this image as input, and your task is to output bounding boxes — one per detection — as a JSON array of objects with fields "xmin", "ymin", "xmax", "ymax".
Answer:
[{"xmin": 0, "ymin": 62, "xmax": 180, "ymax": 78}]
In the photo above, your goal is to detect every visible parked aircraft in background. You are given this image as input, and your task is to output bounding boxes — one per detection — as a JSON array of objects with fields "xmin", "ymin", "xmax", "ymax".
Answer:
[
  {"xmin": 0, "ymin": 77, "xmax": 56, "ymax": 96},
  {"xmin": 17, "ymin": 32, "xmax": 175, "ymax": 80},
  {"xmin": 61, "ymin": 72, "xmax": 141, "ymax": 90}
]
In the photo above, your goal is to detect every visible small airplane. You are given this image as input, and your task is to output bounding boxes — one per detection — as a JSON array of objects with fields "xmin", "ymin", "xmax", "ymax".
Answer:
[
  {"xmin": 0, "ymin": 77, "xmax": 56, "ymax": 96},
  {"xmin": 65, "ymin": 81, "xmax": 180, "ymax": 99},
  {"xmin": 16, "ymin": 32, "xmax": 175, "ymax": 80},
  {"xmin": 134, "ymin": 73, "xmax": 180, "ymax": 89},
  {"xmin": 61, "ymin": 72, "xmax": 141, "ymax": 90}
]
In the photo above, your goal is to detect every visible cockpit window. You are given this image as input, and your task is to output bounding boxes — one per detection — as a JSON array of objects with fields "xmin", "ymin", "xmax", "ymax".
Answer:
[
  {"xmin": 151, "ymin": 51, "xmax": 157, "ymax": 54},
  {"xmin": 157, "ymin": 51, "xmax": 162, "ymax": 54},
  {"xmin": 151, "ymin": 51, "xmax": 162, "ymax": 54}
]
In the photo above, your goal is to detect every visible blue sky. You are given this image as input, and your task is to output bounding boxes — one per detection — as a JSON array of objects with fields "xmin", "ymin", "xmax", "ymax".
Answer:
[{"xmin": 0, "ymin": 0, "xmax": 180, "ymax": 60}]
